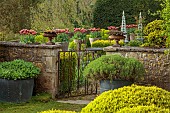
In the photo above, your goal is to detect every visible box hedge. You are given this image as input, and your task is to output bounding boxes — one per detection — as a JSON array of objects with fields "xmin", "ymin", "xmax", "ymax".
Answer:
[
  {"xmin": 92, "ymin": 40, "xmax": 124, "ymax": 48},
  {"xmin": 83, "ymin": 54, "xmax": 145, "ymax": 81},
  {"xmin": 116, "ymin": 106, "xmax": 170, "ymax": 113},
  {"xmin": 81, "ymin": 85, "xmax": 170, "ymax": 113}
]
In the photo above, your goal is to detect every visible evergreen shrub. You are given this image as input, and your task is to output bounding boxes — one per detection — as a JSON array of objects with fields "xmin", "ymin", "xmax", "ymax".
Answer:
[
  {"xmin": 143, "ymin": 20, "xmax": 164, "ymax": 35},
  {"xmin": 0, "ymin": 59, "xmax": 40, "ymax": 80},
  {"xmin": 81, "ymin": 85, "xmax": 170, "ymax": 113},
  {"xmin": 38, "ymin": 109, "xmax": 76, "ymax": 113},
  {"xmin": 142, "ymin": 20, "xmax": 166, "ymax": 48},
  {"xmin": 128, "ymin": 39, "xmax": 143, "ymax": 47},
  {"xmin": 100, "ymin": 29, "xmax": 109, "ymax": 40},
  {"xmin": 92, "ymin": 40, "xmax": 124, "ymax": 47},
  {"xmin": 35, "ymin": 34, "xmax": 48, "ymax": 44},
  {"xmin": 116, "ymin": 105, "xmax": 170, "ymax": 113},
  {"xmin": 68, "ymin": 41, "xmax": 86, "ymax": 51},
  {"xmin": 83, "ymin": 54, "xmax": 145, "ymax": 81},
  {"xmin": 92, "ymin": 40, "xmax": 115, "ymax": 47},
  {"xmin": 162, "ymin": 0, "xmax": 170, "ymax": 48},
  {"xmin": 93, "ymin": 0, "xmax": 163, "ymax": 28}
]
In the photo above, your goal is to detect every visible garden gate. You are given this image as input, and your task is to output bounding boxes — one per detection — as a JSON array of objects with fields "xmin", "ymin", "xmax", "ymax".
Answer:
[{"xmin": 57, "ymin": 49, "xmax": 104, "ymax": 98}]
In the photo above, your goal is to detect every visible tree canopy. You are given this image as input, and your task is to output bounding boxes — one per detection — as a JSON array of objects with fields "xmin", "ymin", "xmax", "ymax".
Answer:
[{"xmin": 93, "ymin": 0, "xmax": 163, "ymax": 28}]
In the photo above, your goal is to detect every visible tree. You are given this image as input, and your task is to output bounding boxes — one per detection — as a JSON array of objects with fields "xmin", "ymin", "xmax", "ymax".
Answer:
[
  {"xmin": 161, "ymin": 0, "xmax": 170, "ymax": 47},
  {"xmin": 30, "ymin": 0, "xmax": 96, "ymax": 31},
  {"xmin": 0, "ymin": 0, "xmax": 43, "ymax": 33},
  {"xmin": 93, "ymin": 0, "xmax": 163, "ymax": 28}
]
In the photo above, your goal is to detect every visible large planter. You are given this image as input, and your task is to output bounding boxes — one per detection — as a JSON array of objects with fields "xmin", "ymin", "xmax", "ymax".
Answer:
[
  {"xmin": 0, "ymin": 78, "xmax": 34, "ymax": 103},
  {"xmin": 100, "ymin": 80, "xmax": 133, "ymax": 93},
  {"xmin": 43, "ymin": 31, "xmax": 57, "ymax": 45}
]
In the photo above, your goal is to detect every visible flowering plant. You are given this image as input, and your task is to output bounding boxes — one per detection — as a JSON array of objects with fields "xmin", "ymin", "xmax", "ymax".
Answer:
[
  {"xmin": 19, "ymin": 29, "xmax": 37, "ymax": 35},
  {"xmin": 107, "ymin": 26, "xmax": 119, "ymax": 30},
  {"xmin": 89, "ymin": 28, "xmax": 100, "ymax": 32},
  {"xmin": 55, "ymin": 28, "xmax": 69, "ymax": 34},
  {"xmin": 126, "ymin": 24, "xmax": 137, "ymax": 34},
  {"xmin": 53, "ymin": 29, "xmax": 70, "ymax": 42},
  {"xmin": 72, "ymin": 28, "xmax": 87, "ymax": 40},
  {"xmin": 89, "ymin": 28, "xmax": 101, "ymax": 38},
  {"xmin": 19, "ymin": 29, "xmax": 37, "ymax": 44},
  {"xmin": 89, "ymin": 31, "xmax": 101, "ymax": 39}
]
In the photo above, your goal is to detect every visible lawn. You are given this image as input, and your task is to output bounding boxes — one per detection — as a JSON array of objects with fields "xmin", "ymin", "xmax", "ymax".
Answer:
[{"xmin": 0, "ymin": 93, "xmax": 86, "ymax": 113}]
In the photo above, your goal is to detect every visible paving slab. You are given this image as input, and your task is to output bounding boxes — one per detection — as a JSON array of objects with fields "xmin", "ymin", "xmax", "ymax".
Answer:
[{"xmin": 57, "ymin": 100, "xmax": 91, "ymax": 105}]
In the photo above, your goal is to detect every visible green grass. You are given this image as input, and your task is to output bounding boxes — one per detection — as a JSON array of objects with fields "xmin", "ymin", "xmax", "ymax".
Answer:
[{"xmin": 0, "ymin": 93, "xmax": 86, "ymax": 113}]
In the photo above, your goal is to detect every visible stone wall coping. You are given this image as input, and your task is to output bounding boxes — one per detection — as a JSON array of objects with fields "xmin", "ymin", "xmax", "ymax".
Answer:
[
  {"xmin": 86, "ymin": 47, "xmax": 103, "ymax": 51},
  {"xmin": 0, "ymin": 41, "xmax": 62, "ymax": 49},
  {"xmin": 103, "ymin": 46, "xmax": 169, "ymax": 53}
]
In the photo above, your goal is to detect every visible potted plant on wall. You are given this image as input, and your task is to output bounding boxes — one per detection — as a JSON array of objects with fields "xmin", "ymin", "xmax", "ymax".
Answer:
[
  {"xmin": 72, "ymin": 28, "xmax": 87, "ymax": 43},
  {"xmin": 126, "ymin": 24, "xmax": 137, "ymax": 41},
  {"xmin": 88, "ymin": 28, "xmax": 101, "ymax": 46},
  {"xmin": 83, "ymin": 54, "xmax": 145, "ymax": 93},
  {"xmin": 54, "ymin": 28, "xmax": 70, "ymax": 51},
  {"xmin": 19, "ymin": 29, "xmax": 38, "ymax": 44},
  {"xmin": 0, "ymin": 59, "xmax": 40, "ymax": 103}
]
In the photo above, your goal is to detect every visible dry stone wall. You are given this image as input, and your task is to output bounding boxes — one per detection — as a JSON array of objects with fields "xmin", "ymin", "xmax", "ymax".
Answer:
[
  {"xmin": 1, "ymin": 42, "xmax": 169, "ymax": 97},
  {"xmin": 104, "ymin": 46, "xmax": 170, "ymax": 91},
  {"xmin": 0, "ymin": 42, "xmax": 62, "ymax": 98}
]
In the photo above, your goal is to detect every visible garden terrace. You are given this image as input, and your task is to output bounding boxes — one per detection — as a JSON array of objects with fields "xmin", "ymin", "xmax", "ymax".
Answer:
[
  {"xmin": 104, "ymin": 46, "xmax": 170, "ymax": 91},
  {"xmin": 0, "ymin": 41, "xmax": 170, "ymax": 98},
  {"xmin": 0, "ymin": 41, "xmax": 103, "ymax": 98}
]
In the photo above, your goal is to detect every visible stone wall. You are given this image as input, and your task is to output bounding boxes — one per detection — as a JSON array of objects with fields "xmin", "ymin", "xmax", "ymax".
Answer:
[
  {"xmin": 104, "ymin": 46, "xmax": 170, "ymax": 91},
  {"xmin": 0, "ymin": 42, "xmax": 62, "ymax": 98}
]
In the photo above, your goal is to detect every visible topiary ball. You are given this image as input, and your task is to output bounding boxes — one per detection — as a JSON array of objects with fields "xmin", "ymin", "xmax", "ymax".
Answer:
[
  {"xmin": 38, "ymin": 109, "xmax": 76, "ymax": 113},
  {"xmin": 81, "ymin": 85, "xmax": 170, "ymax": 113},
  {"xmin": 116, "ymin": 106, "xmax": 170, "ymax": 113}
]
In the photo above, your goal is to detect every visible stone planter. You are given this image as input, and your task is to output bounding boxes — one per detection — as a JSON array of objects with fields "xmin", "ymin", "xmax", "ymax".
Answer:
[
  {"xmin": 108, "ymin": 35, "xmax": 125, "ymax": 47},
  {"xmin": 100, "ymin": 80, "xmax": 133, "ymax": 93},
  {"xmin": 73, "ymin": 39, "xmax": 82, "ymax": 44},
  {"xmin": 43, "ymin": 31, "xmax": 57, "ymax": 45},
  {"xmin": 56, "ymin": 42, "xmax": 69, "ymax": 51},
  {"xmin": 0, "ymin": 78, "xmax": 34, "ymax": 103},
  {"xmin": 130, "ymin": 33, "xmax": 136, "ymax": 41},
  {"xmin": 89, "ymin": 38, "xmax": 99, "ymax": 46}
]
